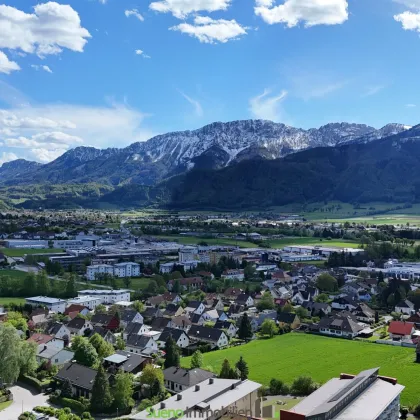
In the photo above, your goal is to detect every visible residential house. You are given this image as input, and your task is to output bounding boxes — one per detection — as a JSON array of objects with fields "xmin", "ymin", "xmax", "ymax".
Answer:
[
  {"xmin": 222, "ymin": 269, "xmax": 245, "ymax": 281},
  {"xmin": 223, "ymin": 288, "xmax": 243, "ymax": 300},
  {"xmin": 237, "ymin": 314, "xmax": 259, "ymax": 332},
  {"xmin": 167, "ymin": 315, "xmax": 192, "ymax": 332},
  {"xmin": 353, "ymin": 303, "xmax": 376, "ymax": 324},
  {"xmin": 123, "ymin": 322, "xmax": 149, "ymax": 341},
  {"xmin": 30, "ymin": 308, "xmax": 50, "ymax": 327},
  {"xmin": 147, "ymin": 293, "xmax": 182, "ymax": 306},
  {"xmin": 202, "ymin": 309, "xmax": 227, "ymax": 323},
  {"xmin": 388, "ymin": 321, "xmax": 415, "ymax": 340},
  {"xmin": 163, "ymin": 367, "xmax": 215, "ymax": 392},
  {"xmin": 86, "ymin": 326, "xmax": 116, "ymax": 345},
  {"xmin": 55, "ymin": 362, "xmax": 111, "ymax": 398},
  {"xmin": 28, "ymin": 333, "xmax": 64, "ymax": 351},
  {"xmin": 66, "ymin": 318, "xmax": 93, "ymax": 337},
  {"xmin": 214, "ymin": 320, "xmax": 237, "ymax": 337},
  {"xmin": 395, "ymin": 300, "xmax": 415, "ymax": 315},
  {"xmin": 163, "ymin": 304, "xmax": 184, "ymax": 318},
  {"xmin": 178, "ymin": 277, "xmax": 204, "ymax": 290},
  {"xmin": 47, "ymin": 322, "xmax": 71, "ymax": 343},
  {"xmin": 64, "ymin": 304, "xmax": 90, "ymax": 319},
  {"xmin": 120, "ymin": 310, "xmax": 144, "ymax": 328},
  {"xmin": 150, "ymin": 317, "xmax": 171, "ymax": 332},
  {"xmin": 188, "ymin": 325, "xmax": 229, "ymax": 348},
  {"xmin": 211, "ymin": 298, "xmax": 225, "ymax": 311},
  {"xmin": 236, "ymin": 294, "xmax": 254, "ymax": 308},
  {"xmin": 318, "ymin": 312, "xmax": 364, "ymax": 339},
  {"xmin": 103, "ymin": 350, "xmax": 152, "ymax": 374},
  {"xmin": 184, "ymin": 301, "xmax": 206, "ymax": 316},
  {"xmin": 277, "ymin": 312, "xmax": 301, "ymax": 330},
  {"xmin": 257, "ymin": 310, "xmax": 278, "ymax": 327},
  {"xmin": 302, "ymin": 301, "xmax": 331, "ymax": 317},
  {"xmin": 331, "ymin": 294, "xmax": 359, "ymax": 311},
  {"xmin": 126, "ymin": 334, "xmax": 158, "ymax": 354},
  {"xmin": 407, "ymin": 312, "xmax": 420, "ymax": 328},
  {"xmin": 90, "ymin": 313, "xmax": 119, "ymax": 331},
  {"xmin": 37, "ymin": 345, "xmax": 74, "ymax": 366},
  {"xmin": 142, "ymin": 307, "xmax": 163, "ymax": 322},
  {"xmin": 157, "ymin": 327, "xmax": 190, "ymax": 348}
]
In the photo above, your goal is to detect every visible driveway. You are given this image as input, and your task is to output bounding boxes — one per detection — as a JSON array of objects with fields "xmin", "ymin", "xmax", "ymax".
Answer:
[{"xmin": 1, "ymin": 383, "xmax": 49, "ymax": 420}]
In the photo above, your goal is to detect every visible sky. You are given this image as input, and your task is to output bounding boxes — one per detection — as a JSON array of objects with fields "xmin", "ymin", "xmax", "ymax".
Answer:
[{"xmin": 1, "ymin": 0, "xmax": 420, "ymax": 164}]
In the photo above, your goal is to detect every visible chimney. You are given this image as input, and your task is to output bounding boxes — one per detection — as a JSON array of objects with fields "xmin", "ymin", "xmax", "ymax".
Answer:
[
  {"xmin": 195, "ymin": 385, "xmax": 200, "ymax": 391},
  {"xmin": 209, "ymin": 378, "xmax": 214, "ymax": 385},
  {"xmin": 177, "ymin": 394, "xmax": 182, "ymax": 401},
  {"xmin": 160, "ymin": 402, "xmax": 166, "ymax": 409}
]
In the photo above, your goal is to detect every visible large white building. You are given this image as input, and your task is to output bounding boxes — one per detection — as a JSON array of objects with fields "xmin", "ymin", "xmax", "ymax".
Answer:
[
  {"xmin": 53, "ymin": 240, "xmax": 84, "ymax": 250},
  {"xmin": 77, "ymin": 289, "xmax": 131, "ymax": 304},
  {"xmin": 26, "ymin": 296, "xmax": 67, "ymax": 313},
  {"xmin": 67, "ymin": 296, "xmax": 102, "ymax": 310},
  {"xmin": 86, "ymin": 262, "xmax": 140, "ymax": 281},
  {"xmin": 5, "ymin": 240, "xmax": 48, "ymax": 249}
]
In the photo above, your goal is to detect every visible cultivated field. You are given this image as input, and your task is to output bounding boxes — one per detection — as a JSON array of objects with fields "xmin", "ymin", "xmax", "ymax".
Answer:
[
  {"xmin": 266, "ymin": 238, "xmax": 360, "ymax": 249},
  {"xmin": 1, "ymin": 248, "xmax": 64, "ymax": 257},
  {"xmin": 182, "ymin": 334, "xmax": 420, "ymax": 406},
  {"xmin": 154, "ymin": 235, "xmax": 256, "ymax": 248}
]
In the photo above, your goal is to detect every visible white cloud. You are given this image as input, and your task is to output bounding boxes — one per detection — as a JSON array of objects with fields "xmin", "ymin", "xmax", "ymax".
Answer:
[
  {"xmin": 255, "ymin": 0, "xmax": 349, "ymax": 27},
  {"xmin": 125, "ymin": 9, "xmax": 144, "ymax": 21},
  {"xmin": 395, "ymin": 11, "xmax": 420, "ymax": 31},
  {"xmin": 0, "ymin": 103, "xmax": 155, "ymax": 163},
  {"xmin": 394, "ymin": 0, "xmax": 420, "ymax": 10},
  {"xmin": 406, "ymin": 103, "xmax": 417, "ymax": 107},
  {"xmin": 135, "ymin": 49, "xmax": 151, "ymax": 58},
  {"xmin": 170, "ymin": 16, "xmax": 248, "ymax": 44},
  {"xmin": 0, "ymin": 51, "xmax": 20, "ymax": 74},
  {"xmin": 31, "ymin": 64, "xmax": 53, "ymax": 73},
  {"xmin": 178, "ymin": 90, "xmax": 203, "ymax": 117},
  {"xmin": 98, "ymin": 0, "xmax": 107, "ymax": 4},
  {"xmin": 249, "ymin": 89, "xmax": 288, "ymax": 122},
  {"xmin": 150, "ymin": 0, "xmax": 231, "ymax": 18},
  {"xmin": 0, "ymin": 2, "xmax": 91, "ymax": 58},
  {"xmin": 0, "ymin": 151, "xmax": 18, "ymax": 165},
  {"xmin": 362, "ymin": 85, "xmax": 385, "ymax": 97}
]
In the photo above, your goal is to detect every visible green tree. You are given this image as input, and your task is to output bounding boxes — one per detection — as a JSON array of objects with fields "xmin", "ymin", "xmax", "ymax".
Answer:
[
  {"xmin": 61, "ymin": 378, "xmax": 74, "ymax": 398},
  {"xmin": 90, "ymin": 365, "xmax": 113, "ymax": 413},
  {"xmin": 36, "ymin": 270, "xmax": 50, "ymax": 296},
  {"xmin": 147, "ymin": 280, "xmax": 158, "ymax": 294},
  {"xmin": 244, "ymin": 265, "xmax": 257, "ymax": 281},
  {"xmin": 94, "ymin": 304, "xmax": 106, "ymax": 314},
  {"xmin": 387, "ymin": 293, "xmax": 396, "ymax": 309},
  {"xmin": 235, "ymin": 356, "xmax": 249, "ymax": 380},
  {"xmin": 19, "ymin": 340, "xmax": 37, "ymax": 376},
  {"xmin": 173, "ymin": 279, "xmax": 181, "ymax": 294},
  {"xmin": 112, "ymin": 370, "xmax": 134, "ymax": 412},
  {"xmin": 282, "ymin": 303, "xmax": 293, "ymax": 313},
  {"xmin": 316, "ymin": 273, "xmax": 338, "ymax": 292},
  {"xmin": 5, "ymin": 311, "xmax": 28, "ymax": 332},
  {"xmin": 190, "ymin": 350, "xmax": 203, "ymax": 369},
  {"xmin": 89, "ymin": 333, "xmax": 114, "ymax": 359},
  {"xmin": 257, "ymin": 292, "xmax": 275, "ymax": 311},
  {"xmin": 261, "ymin": 319, "xmax": 278, "ymax": 338},
  {"xmin": 65, "ymin": 273, "xmax": 77, "ymax": 298},
  {"xmin": 115, "ymin": 336, "xmax": 126, "ymax": 350},
  {"xmin": 238, "ymin": 313, "xmax": 253, "ymax": 340},
  {"xmin": 164, "ymin": 335, "xmax": 180, "ymax": 368},
  {"xmin": 74, "ymin": 337, "xmax": 98, "ymax": 367},
  {"xmin": 22, "ymin": 272, "xmax": 37, "ymax": 296},
  {"xmin": 219, "ymin": 359, "xmax": 238, "ymax": 379},
  {"xmin": 140, "ymin": 364, "xmax": 164, "ymax": 387},
  {"xmin": 314, "ymin": 293, "xmax": 329, "ymax": 303},
  {"xmin": 269, "ymin": 378, "xmax": 289, "ymax": 395},
  {"xmin": 291, "ymin": 376, "xmax": 318, "ymax": 396},
  {"xmin": 131, "ymin": 301, "xmax": 145, "ymax": 313},
  {"xmin": 295, "ymin": 306, "xmax": 308, "ymax": 320}
]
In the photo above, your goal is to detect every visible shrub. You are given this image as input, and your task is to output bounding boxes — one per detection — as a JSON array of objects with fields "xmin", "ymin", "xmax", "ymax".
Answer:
[
  {"xmin": 20, "ymin": 374, "xmax": 44, "ymax": 392},
  {"xmin": 269, "ymin": 379, "xmax": 289, "ymax": 395},
  {"xmin": 60, "ymin": 397, "xmax": 88, "ymax": 414},
  {"xmin": 290, "ymin": 376, "xmax": 318, "ymax": 396}
]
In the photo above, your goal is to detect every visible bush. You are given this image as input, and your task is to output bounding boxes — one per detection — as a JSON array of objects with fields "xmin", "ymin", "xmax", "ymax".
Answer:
[
  {"xmin": 269, "ymin": 379, "xmax": 289, "ymax": 395},
  {"xmin": 60, "ymin": 397, "xmax": 88, "ymax": 414},
  {"xmin": 290, "ymin": 376, "xmax": 318, "ymax": 396},
  {"xmin": 20, "ymin": 374, "xmax": 45, "ymax": 392}
]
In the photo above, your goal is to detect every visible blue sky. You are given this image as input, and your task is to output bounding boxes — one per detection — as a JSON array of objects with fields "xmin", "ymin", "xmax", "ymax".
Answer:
[{"xmin": 0, "ymin": 0, "xmax": 420, "ymax": 163}]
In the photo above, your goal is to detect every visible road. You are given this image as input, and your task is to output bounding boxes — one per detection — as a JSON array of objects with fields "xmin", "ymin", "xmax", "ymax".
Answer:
[{"xmin": 1, "ymin": 384, "xmax": 49, "ymax": 420}]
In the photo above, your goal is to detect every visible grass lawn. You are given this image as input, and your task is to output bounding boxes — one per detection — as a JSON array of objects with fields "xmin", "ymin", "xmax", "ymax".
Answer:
[
  {"xmin": 0, "ymin": 297, "xmax": 26, "ymax": 305},
  {"xmin": 182, "ymin": 334, "xmax": 420, "ymax": 406},
  {"xmin": 267, "ymin": 237, "xmax": 360, "ymax": 249},
  {"xmin": 154, "ymin": 235, "xmax": 256, "ymax": 248},
  {"xmin": 92, "ymin": 276, "xmax": 151, "ymax": 291},
  {"xmin": 1, "ymin": 248, "xmax": 64, "ymax": 257},
  {"xmin": 263, "ymin": 397, "xmax": 303, "ymax": 420},
  {"xmin": 0, "ymin": 400, "xmax": 12, "ymax": 411},
  {"xmin": 0, "ymin": 269, "xmax": 28, "ymax": 280}
]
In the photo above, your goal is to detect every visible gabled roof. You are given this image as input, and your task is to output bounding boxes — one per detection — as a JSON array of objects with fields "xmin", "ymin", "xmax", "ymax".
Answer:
[
  {"xmin": 388, "ymin": 321, "xmax": 415, "ymax": 336},
  {"xmin": 56, "ymin": 362, "xmax": 107, "ymax": 391},
  {"xmin": 159, "ymin": 327, "xmax": 188, "ymax": 343},
  {"xmin": 91, "ymin": 313, "xmax": 115, "ymax": 325},
  {"xmin": 214, "ymin": 320, "xmax": 235, "ymax": 330},
  {"xmin": 186, "ymin": 300, "xmax": 203, "ymax": 309},
  {"xmin": 236, "ymin": 294, "xmax": 252, "ymax": 304},
  {"xmin": 179, "ymin": 277, "xmax": 203, "ymax": 285},
  {"xmin": 396, "ymin": 300, "xmax": 415, "ymax": 309},
  {"xmin": 163, "ymin": 367, "xmax": 215, "ymax": 387},
  {"xmin": 319, "ymin": 313, "xmax": 364, "ymax": 334},
  {"xmin": 150, "ymin": 317, "xmax": 170, "ymax": 331},
  {"xmin": 125, "ymin": 322, "xmax": 145, "ymax": 336},
  {"xmin": 126, "ymin": 334, "xmax": 153, "ymax": 349},
  {"xmin": 47, "ymin": 322, "xmax": 66, "ymax": 336},
  {"xmin": 142, "ymin": 307, "xmax": 161, "ymax": 318},
  {"xmin": 64, "ymin": 304, "xmax": 88, "ymax": 316},
  {"xmin": 67, "ymin": 317, "xmax": 89, "ymax": 331},
  {"xmin": 87, "ymin": 325, "xmax": 114, "ymax": 339},
  {"xmin": 28, "ymin": 333, "xmax": 54, "ymax": 345},
  {"xmin": 354, "ymin": 303, "xmax": 375, "ymax": 317},
  {"xmin": 277, "ymin": 312, "xmax": 298, "ymax": 324},
  {"xmin": 170, "ymin": 316, "xmax": 192, "ymax": 328},
  {"xmin": 188, "ymin": 325, "xmax": 225, "ymax": 342},
  {"xmin": 121, "ymin": 310, "xmax": 141, "ymax": 323},
  {"xmin": 190, "ymin": 313, "xmax": 203, "ymax": 324},
  {"xmin": 164, "ymin": 304, "xmax": 182, "ymax": 316}
]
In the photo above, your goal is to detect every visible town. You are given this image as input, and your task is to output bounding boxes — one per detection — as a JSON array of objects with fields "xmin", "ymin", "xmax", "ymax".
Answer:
[{"xmin": 0, "ymin": 210, "xmax": 420, "ymax": 420}]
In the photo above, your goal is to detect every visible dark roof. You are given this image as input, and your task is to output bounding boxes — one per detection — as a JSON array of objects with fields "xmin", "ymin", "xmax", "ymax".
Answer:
[
  {"xmin": 87, "ymin": 325, "xmax": 113, "ymax": 339},
  {"xmin": 105, "ymin": 350, "xmax": 148, "ymax": 373},
  {"xmin": 121, "ymin": 310, "xmax": 141, "ymax": 323},
  {"xmin": 179, "ymin": 277, "xmax": 203, "ymax": 285},
  {"xmin": 124, "ymin": 322, "xmax": 145, "ymax": 336},
  {"xmin": 354, "ymin": 303, "xmax": 375, "ymax": 317},
  {"xmin": 56, "ymin": 362, "xmax": 107, "ymax": 391},
  {"xmin": 67, "ymin": 317, "xmax": 89, "ymax": 331},
  {"xmin": 214, "ymin": 320, "xmax": 234, "ymax": 329},
  {"xmin": 47, "ymin": 322, "xmax": 66, "ymax": 336},
  {"xmin": 150, "ymin": 317, "xmax": 170, "ymax": 331},
  {"xmin": 302, "ymin": 301, "xmax": 330, "ymax": 312},
  {"xmin": 91, "ymin": 313, "xmax": 115, "ymax": 325},
  {"xmin": 236, "ymin": 294, "xmax": 252, "ymax": 304},
  {"xmin": 396, "ymin": 300, "xmax": 415, "ymax": 309},
  {"xmin": 170, "ymin": 316, "xmax": 191, "ymax": 328},
  {"xmin": 159, "ymin": 327, "xmax": 188, "ymax": 343},
  {"xmin": 186, "ymin": 301, "xmax": 202, "ymax": 309},
  {"xmin": 190, "ymin": 313, "xmax": 203, "ymax": 324},
  {"xmin": 163, "ymin": 367, "xmax": 215, "ymax": 387},
  {"xmin": 277, "ymin": 312, "xmax": 298, "ymax": 324},
  {"xmin": 126, "ymin": 334, "xmax": 152, "ymax": 349},
  {"xmin": 142, "ymin": 307, "xmax": 161, "ymax": 319},
  {"xmin": 188, "ymin": 325, "xmax": 225, "ymax": 342},
  {"xmin": 64, "ymin": 304, "xmax": 88, "ymax": 316},
  {"xmin": 164, "ymin": 304, "xmax": 181, "ymax": 316},
  {"xmin": 319, "ymin": 312, "xmax": 364, "ymax": 334}
]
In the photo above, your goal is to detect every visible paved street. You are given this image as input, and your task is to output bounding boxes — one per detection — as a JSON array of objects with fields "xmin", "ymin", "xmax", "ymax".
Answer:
[{"xmin": 1, "ymin": 384, "xmax": 49, "ymax": 420}]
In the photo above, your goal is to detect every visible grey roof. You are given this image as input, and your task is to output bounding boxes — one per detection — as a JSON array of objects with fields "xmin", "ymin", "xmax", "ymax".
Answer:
[
  {"xmin": 121, "ymin": 310, "xmax": 141, "ymax": 323},
  {"xmin": 163, "ymin": 367, "xmax": 215, "ymax": 387},
  {"xmin": 126, "ymin": 334, "xmax": 152, "ymax": 349},
  {"xmin": 396, "ymin": 300, "xmax": 415, "ymax": 309},
  {"xmin": 150, "ymin": 317, "xmax": 170, "ymax": 331},
  {"xmin": 236, "ymin": 294, "xmax": 251, "ymax": 304},
  {"xmin": 38, "ymin": 347, "xmax": 74, "ymax": 361},
  {"xmin": 159, "ymin": 327, "xmax": 188, "ymax": 343},
  {"xmin": 87, "ymin": 325, "xmax": 113, "ymax": 339},
  {"xmin": 163, "ymin": 304, "xmax": 181, "ymax": 316},
  {"xmin": 47, "ymin": 322, "xmax": 65, "ymax": 336},
  {"xmin": 214, "ymin": 320, "xmax": 234, "ymax": 329},
  {"xmin": 56, "ymin": 362, "xmax": 108, "ymax": 391},
  {"xmin": 91, "ymin": 313, "xmax": 114, "ymax": 325},
  {"xmin": 186, "ymin": 300, "xmax": 202, "ymax": 309},
  {"xmin": 27, "ymin": 296, "xmax": 66, "ymax": 304},
  {"xmin": 319, "ymin": 312, "xmax": 364, "ymax": 334},
  {"xmin": 104, "ymin": 354, "xmax": 127, "ymax": 364},
  {"xmin": 188, "ymin": 325, "xmax": 225, "ymax": 342},
  {"xmin": 124, "ymin": 322, "xmax": 145, "ymax": 336},
  {"xmin": 67, "ymin": 317, "xmax": 89, "ymax": 332},
  {"xmin": 277, "ymin": 312, "xmax": 298, "ymax": 324}
]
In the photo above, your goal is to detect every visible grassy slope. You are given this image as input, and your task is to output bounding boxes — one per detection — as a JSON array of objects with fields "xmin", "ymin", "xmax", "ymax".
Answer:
[
  {"xmin": 0, "ymin": 297, "xmax": 26, "ymax": 305},
  {"xmin": 1, "ymin": 248, "xmax": 64, "ymax": 257},
  {"xmin": 182, "ymin": 334, "xmax": 420, "ymax": 405},
  {"xmin": 0, "ymin": 269, "xmax": 28, "ymax": 280},
  {"xmin": 154, "ymin": 235, "xmax": 256, "ymax": 248}
]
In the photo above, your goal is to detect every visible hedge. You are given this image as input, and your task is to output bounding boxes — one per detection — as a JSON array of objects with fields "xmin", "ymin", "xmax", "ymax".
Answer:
[
  {"xmin": 60, "ymin": 397, "xmax": 88, "ymax": 414},
  {"xmin": 19, "ymin": 374, "xmax": 46, "ymax": 392}
]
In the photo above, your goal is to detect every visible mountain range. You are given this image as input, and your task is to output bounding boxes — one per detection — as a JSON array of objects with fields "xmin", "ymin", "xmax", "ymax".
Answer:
[
  {"xmin": 0, "ymin": 120, "xmax": 409, "ymax": 187},
  {"xmin": 0, "ymin": 119, "xmax": 417, "ymax": 210}
]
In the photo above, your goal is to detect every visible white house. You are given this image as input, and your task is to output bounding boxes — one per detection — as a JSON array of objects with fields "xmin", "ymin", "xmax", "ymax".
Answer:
[
  {"xmin": 236, "ymin": 294, "xmax": 254, "ymax": 307},
  {"xmin": 126, "ymin": 335, "xmax": 158, "ymax": 354},
  {"xmin": 123, "ymin": 322, "xmax": 149, "ymax": 340},
  {"xmin": 160, "ymin": 262, "xmax": 175, "ymax": 274},
  {"xmin": 67, "ymin": 318, "xmax": 94, "ymax": 336},
  {"xmin": 77, "ymin": 289, "xmax": 131, "ymax": 304},
  {"xmin": 157, "ymin": 328, "xmax": 190, "ymax": 348},
  {"xmin": 47, "ymin": 323, "xmax": 71, "ymax": 341},
  {"xmin": 67, "ymin": 296, "xmax": 102, "ymax": 311},
  {"xmin": 188, "ymin": 326, "xmax": 229, "ymax": 348},
  {"xmin": 185, "ymin": 301, "xmax": 206, "ymax": 315},
  {"xmin": 395, "ymin": 300, "xmax": 415, "ymax": 315},
  {"xmin": 37, "ymin": 345, "xmax": 74, "ymax": 366},
  {"xmin": 222, "ymin": 269, "xmax": 245, "ymax": 281},
  {"xmin": 120, "ymin": 310, "xmax": 144, "ymax": 328},
  {"xmin": 86, "ymin": 264, "xmax": 114, "ymax": 281},
  {"xmin": 26, "ymin": 296, "xmax": 67, "ymax": 313},
  {"xmin": 114, "ymin": 262, "xmax": 141, "ymax": 278}
]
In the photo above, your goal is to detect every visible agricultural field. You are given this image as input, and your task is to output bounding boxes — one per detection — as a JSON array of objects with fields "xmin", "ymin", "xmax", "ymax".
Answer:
[
  {"xmin": 182, "ymin": 334, "xmax": 420, "ymax": 406},
  {"xmin": 0, "ymin": 248, "xmax": 64, "ymax": 257},
  {"xmin": 0, "ymin": 269, "xmax": 28, "ymax": 280},
  {"xmin": 91, "ymin": 276, "xmax": 151, "ymax": 291},
  {"xmin": 266, "ymin": 237, "xmax": 360, "ymax": 249},
  {"xmin": 0, "ymin": 297, "xmax": 26, "ymax": 305},
  {"xmin": 154, "ymin": 235, "xmax": 256, "ymax": 248}
]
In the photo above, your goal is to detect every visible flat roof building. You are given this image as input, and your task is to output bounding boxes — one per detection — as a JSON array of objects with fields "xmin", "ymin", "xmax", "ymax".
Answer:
[
  {"xmin": 281, "ymin": 368, "xmax": 404, "ymax": 420},
  {"xmin": 26, "ymin": 296, "xmax": 67, "ymax": 313}
]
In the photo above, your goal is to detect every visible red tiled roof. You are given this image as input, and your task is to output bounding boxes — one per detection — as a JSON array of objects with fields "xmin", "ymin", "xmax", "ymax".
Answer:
[
  {"xmin": 28, "ymin": 333, "xmax": 54, "ymax": 345},
  {"xmin": 388, "ymin": 321, "xmax": 415, "ymax": 336},
  {"xmin": 64, "ymin": 304, "xmax": 88, "ymax": 315}
]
